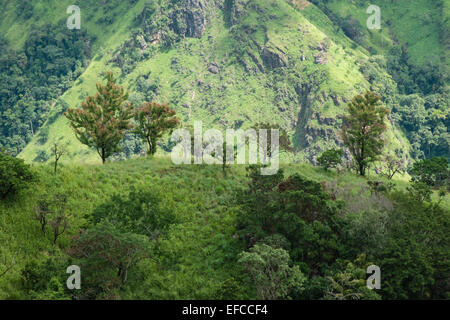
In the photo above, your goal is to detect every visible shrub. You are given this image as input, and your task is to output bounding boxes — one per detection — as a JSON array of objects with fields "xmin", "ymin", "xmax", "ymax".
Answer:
[
  {"xmin": 410, "ymin": 157, "xmax": 449, "ymax": 188},
  {"xmin": 0, "ymin": 151, "xmax": 36, "ymax": 200},
  {"xmin": 68, "ymin": 221, "xmax": 151, "ymax": 299},
  {"xmin": 238, "ymin": 244, "xmax": 306, "ymax": 300},
  {"xmin": 317, "ymin": 149, "xmax": 344, "ymax": 170},
  {"xmin": 21, "ymin": 253, "xmax": 71, "ymax": 300}
]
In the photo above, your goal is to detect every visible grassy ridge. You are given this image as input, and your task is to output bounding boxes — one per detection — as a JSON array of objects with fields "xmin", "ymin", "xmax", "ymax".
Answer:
[
  {"xmin": 4, "ymin": 156, "xmax": 445, "ymax": 299},
  {"xmin": 325, "ymin": 0, "xmax": 446, "ymax": 67}
]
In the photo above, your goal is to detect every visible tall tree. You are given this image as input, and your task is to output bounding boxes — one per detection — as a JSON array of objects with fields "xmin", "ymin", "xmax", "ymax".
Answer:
[
  {"xmin": 132, "ymin": 102, "xmax": 179, "ymax": 155},
  {"xmin": 341, "ymin": 92, "xmax": 389, "ymax": 176},
  {"xmin": 65, "ymin": 72, "xmax": 133, "ymax": 164}
]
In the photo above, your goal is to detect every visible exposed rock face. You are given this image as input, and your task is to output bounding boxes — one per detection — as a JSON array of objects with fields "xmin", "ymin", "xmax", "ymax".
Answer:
[
  {"xmin": 230, "ymin": 0, "xmax": 250, "ymax": 26},
  {"xmin": 171, "ymin": 0, "xmax": 210, "ymax": 38},
  {"xmin": 208, "ymin": 62, "xmax": 219, "ymax": 74},
  {"xmin": 137, "ymin": 35, "xmax": 148, "ymax": 50},
  {"xmin": 314, "ymin": 52, "xmax": 328, "ymax": 64},
  {"xmin": 261, "ymin": 46, "xmax": 288, "ymax": 69}
]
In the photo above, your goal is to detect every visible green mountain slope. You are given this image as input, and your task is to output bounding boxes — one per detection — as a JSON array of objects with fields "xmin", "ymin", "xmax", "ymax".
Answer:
[
  {"xmin": 0, "ymin": 0, "xmax": 447, "ymax": 163},
  {"xmin": 10, "ymin": 0, "xmax": 410, "ymax": 164}
]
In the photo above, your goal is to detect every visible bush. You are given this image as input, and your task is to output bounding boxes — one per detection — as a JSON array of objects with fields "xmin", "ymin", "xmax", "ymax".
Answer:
[
  {"xmin": 68, "ymin": 221, "xmax": 151, "ymax": 299},
  {"xmin": 21, "ymin": 253, "xmax": 71, "ymax": 300},
  {"xmin": 0, "ymin": 151, "xmax": 36, "ymax": 200},
  {"xmin": 91, "ymin": 186, "xmax": 177, "ymax": 238},
  {"xmin": 317, "ymin": 149, "xmax": 344, "ymax": 170},
  {"xmin": 410, "ymin": 157, "xmax": 449, "ymax": 188},
  {"xmin": 238, "ymin": 244, "xmax": 306, "ymax": 300}
]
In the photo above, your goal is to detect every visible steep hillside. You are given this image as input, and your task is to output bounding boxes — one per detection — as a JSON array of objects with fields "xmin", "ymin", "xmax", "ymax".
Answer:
[{"xmin": 0, "ymin": 0, "xmax": 410, "ymax": 164}]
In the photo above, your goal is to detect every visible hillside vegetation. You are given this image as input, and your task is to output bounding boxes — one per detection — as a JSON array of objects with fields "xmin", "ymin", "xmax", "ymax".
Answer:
[
  {"xmin": 1, "ymin": 0, "xmax": 445, "ymax": 163},
  {"xmin": 0, "ymin": 157, "xmax": 448, "ymax": 299},
  {"xmin": 0, "ymin": 0, "xmax": 448, "ymax": 301}
]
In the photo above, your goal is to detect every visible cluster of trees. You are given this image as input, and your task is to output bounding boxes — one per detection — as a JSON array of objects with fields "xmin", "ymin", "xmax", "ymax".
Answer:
[
  {"xmin": 0, "ymin": 25, "xmax": 90, "ymax": 155},
  {"xmin": 234, "ymin": 160, "xmax": 449, "ymax": 299},
  {"xmin": 65, "ymin": 72, "xmax": 180, "ymax": 164},
  {"xmin": 317, "ymin": 91, "xmax": 449, "ymax": 200},
  {"xmin": 19, "ymin": 183, "xmax": 178, "ymax": 300}
]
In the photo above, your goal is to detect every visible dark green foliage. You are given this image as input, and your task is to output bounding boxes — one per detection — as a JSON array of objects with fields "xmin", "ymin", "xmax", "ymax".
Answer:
[
  {"xmin": 214, "ymin": 277, "xmax": 247, "ymax": 300},
  {"xmin": 410, "ymin": 157, "xmax": 449, "ymax": 188},
  {"xmin": 68, "ymin": 221, "xmax": 151, "ymax": 299},
  {"xmin": 392, "ymin": 94, "xmax": 449, "ymax": 159},
  {"xmin": 237, "ymin": 165, "xmax": 344, "ymax": 275},
  {"xmin": 375, "ymin": 192, "xmax": 450, "ymax": 299},
  {"xmin": 91, "ymin": 186, "xmax": 177, "ymax": 239},
  {"xmin": 317, "ymin": 148, "xmax": 343, "ymax": 170},
  {"xmin": 21, "ymin": 253, "xmax": 71, "ymax": 300},
  {"xmin": 342, "ymin": 92, "xmax": 389, "ymax": 176},
  {"xmin": 0, "ymin": 151, "xmax": 36, "ymax": 199},
  {"xmin": 340, "ymin": 17, "xmax": 366, "ymax": 44},
  {"xmin": 0, "ymin": 24, "xmax": 89, "ymax": 154},
  {"xmin": 387, "ymin": 46, "xmax": 447, "ymax": 96},
  {"xmin": 367, "ymin": 180, "xmax": 396, "ymax": 195}
]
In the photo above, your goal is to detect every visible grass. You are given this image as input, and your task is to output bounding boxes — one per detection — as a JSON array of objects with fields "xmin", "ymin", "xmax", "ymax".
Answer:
[
  {"xmin": 326, "ymin": 0, "xmax": 446, "ymax": 67},
  {"xmin": 1, "ymin": 154, "xmax": 448, "ymax": 298}
]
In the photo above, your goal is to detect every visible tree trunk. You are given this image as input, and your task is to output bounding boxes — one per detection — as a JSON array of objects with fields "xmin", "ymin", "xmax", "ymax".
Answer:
[
  {"xmin": 359, "ymin": 162, "xmax": 365, "ymax": 176},
  {"xmin": 101, "ymin": 148, "xmax": 106, "ymax": 164}
]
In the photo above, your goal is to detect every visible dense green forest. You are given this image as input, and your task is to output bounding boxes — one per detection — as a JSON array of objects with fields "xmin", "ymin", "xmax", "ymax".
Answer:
[{"xmin": 0, "ymin": 0, "xmax": 449, "ymax": 300}]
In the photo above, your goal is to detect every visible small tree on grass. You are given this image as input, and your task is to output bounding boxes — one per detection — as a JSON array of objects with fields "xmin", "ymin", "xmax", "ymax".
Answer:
[
  {"xmin": 380, "ymin": 153, "xmax": 406, "ymax": 180},
  {"xmin": 49, "ymin": 195, "xmax": 69, "ymax": 245},
  {"xmin": 52, "ymin": 140, "xmax": 68, "ymax": 174},
  {"xmin": 132, "ymin": 102, "xmax": 180, "ymax": 156},
  {"xmin": 68, "ymin": 222, "xmax": 150, "ymax": 299},
  {"xmin": 341, "ymin": 92, "xmax": 389, "ymax": 176},
  {"xmin": 34, "ymin": 192, "xmax": 70, "ymax": 245},
  {"xmin": 65, "ymin": 72, "xmax": 134, "ymax": 164},
  {"xmin": 317, "ymin": 148, "xmax": 344, "ymax": 170}
]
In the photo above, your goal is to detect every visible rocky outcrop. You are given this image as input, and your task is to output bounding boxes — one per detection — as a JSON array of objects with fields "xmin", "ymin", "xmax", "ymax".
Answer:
[
  {"xmin": 171, "ymin": 0, "xmax": 211, "ymax": 38},
  {"xmin": 261, "ymin": 46, "xmax": 288, "ymax": 69},
  {"xmin": 208, "ymin": 62, "xmax": 219, "ymax": 74},
  {"xmin": 230, "ymin": 0, "xmax": 250, "ymax": 26}
]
